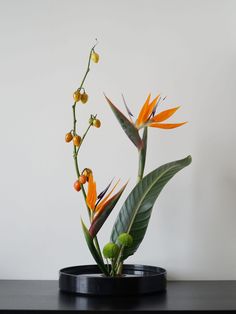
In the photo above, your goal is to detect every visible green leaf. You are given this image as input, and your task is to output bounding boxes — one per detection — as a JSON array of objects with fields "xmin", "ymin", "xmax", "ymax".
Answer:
[
  {"xmin": 104, "ymin": 95, "xmax": 143, "ymax": 150},
  {"xmin": 81, "ymin": 219, "xmax": 109, "ymax": 276},
  {"xmin": 110, "ymin": 155, "xmax": 192, "ymax": 260},
  {"xmin": 137, "ymin": 127, "xmax": 148, "ymax": 182},
  {"xmin": 89, "ymin": 183, "xmax": 127, "ymax": 238}
]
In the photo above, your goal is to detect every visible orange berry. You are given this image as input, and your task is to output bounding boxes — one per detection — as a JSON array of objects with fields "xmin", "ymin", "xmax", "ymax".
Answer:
[
  {"xmin": 74, "ymin": 180, "xmax": 81, "ymax": 192},
  {"xmin": 73, "ymin": 135, "xmax": 81, "ymax": 147},
  {"xmin": 73, "ymin": 90, "xmax": 81, "ymax": 102},
  {"xmin": 79, "ymin": 175, "xmax": 87, "ymax": 185},
  {"xmin": 65, "ymin": 132, "xmax": 73, "ymax": 143},
  {"xmin": 93, "ymin": 119, "xmax": 101, "ymax": 128},
  {"xmin": 81, "ymin": 92, "xmax": 88, "ymax": 104}
]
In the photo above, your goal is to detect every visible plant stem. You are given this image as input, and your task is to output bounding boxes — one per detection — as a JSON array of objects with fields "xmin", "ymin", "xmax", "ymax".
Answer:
[
  {"xmin": 74, "ymin": 144, "xmax": 103, "ymax": 261},
  {"xmin": 93, "ymin": 237, "xmax": 102, "ymax": 259},
  {"xmin": 75, "ymin": 115, "xmax": 97, "ymax": 156},
  {"xmin": 137, "ymin": 149, "xmax": 143, "ymax": 183},
  {"xmin": 137, "ymin": 127, "xmax": 148, "ymax": 183},
  {"xmin": 79, "ymin": 47, "xmax": 94, "ymax": 91},
  {"xmin": 110, "ymin": 258, "xmax": 116, "ymax": 276},
  {"xmin": 72, "ymin": 45, "xmax": 95, "ymax": 213},
  {"xmin": 114, "ymin": 245, "xmax": 125, "ymax": 276},
  {"xmin": 115, "ymin": 128, "xmax": 148, "ymax": 276},
  {"xmin": 116, "ymin": 261, "xmax": 123, "ymax": 276},
  {"xmin": 72, "ymin": 101, "xmax": 77, "ymax": 133},
  {"xmin": 71, "ymin": 43, "xmax": 103, "ymax": 263},
  {"xmin": 74, "ymin": 120, "xmax": 103, "ymax": 260},
  {"xmin": 73, "ymin": 152, "xmax": 90, "ymax": 215}
]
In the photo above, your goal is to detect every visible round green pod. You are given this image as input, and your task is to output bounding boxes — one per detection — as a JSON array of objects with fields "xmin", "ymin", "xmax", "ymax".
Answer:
[
  {"xmin": 103, "ymin": 242, "xmax": 119, "ymax": 259},
  {"xmin": 118, "ymin": 233, "xmax": 133, "ymax": 247}
]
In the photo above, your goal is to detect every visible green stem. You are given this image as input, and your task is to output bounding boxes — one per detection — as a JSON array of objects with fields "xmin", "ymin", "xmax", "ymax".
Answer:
[
  {"xmin": 105, "ymin": 258, "xmax": 110, "ymax": 273},
  {"xmin": 114, "ymin": 245, "xmax": 125, "ymax": 276},
  {"xmin": 75, "ymin": 114, "xmax": 97, "ymax": 156},
  {"xmin": 73, "ymin": 153, "xmax": 90, "ymax": 215},
  {"xmin": 110, "ymin": 258, "xmax": 116, "ymax": 277},
  {"xmin": 116, "ymin": 260, "xmax": 123, "ymax": 276},
  {"xmin": 74, "ymin": 154, "xmax": 103, "ymax": 261},
  {"xmin": 71, "ymin": 43, "xmax": 104, "ymax": 264},
  {"xmin": 72, "ymin": 102, "xmax": 77, "ymax": 134},
  {"xmin": 137, "ymin": 150, "xmax": 143, "ymax": 183},
  {"xmin": 78, "ymin": 45, "xmax": 95, "ymax": 91},
  {"xmin": 115, "ymin": 128, "xmax": 148, "ymax": 276},
  {"xmin": 94, "ymin": 237, "xmax": 102, "ymax": 260},
  {"xmin": 137, "ymin": 127, "xmax": 148, "ymax": 183},
  {"xmin": 72, "ymin": 45, "xmax": 95, "ymax": 214}
]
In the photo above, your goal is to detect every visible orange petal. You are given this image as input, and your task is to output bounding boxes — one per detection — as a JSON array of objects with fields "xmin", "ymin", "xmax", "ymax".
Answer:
[
  {"xmin": 149, "ymin": 122, "xmax": 187, "ymax": 129},
  {"xmin": 152, "ymin": 106, "xmax": 180, "ymax": 123},
  {"xmin": 86, "ymin": 174, "xmax": 97, "ymax": 211},
  {"xmin": 93, "ymin": 182, "xmax": 128, "ymax": 219},
  {"xmin": 143, "ymin": 94, "xmax": 160, "ymax": 123},
  {"xmin": 96, "ymin": 179, "xmax": 120, "ymax": 213},
  {"xmin": 136, "ymin": 94, "xmax": 151, "ymax": 127}
]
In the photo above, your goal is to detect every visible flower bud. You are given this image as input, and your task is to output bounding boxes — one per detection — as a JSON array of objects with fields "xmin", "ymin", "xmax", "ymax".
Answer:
[
  {"xmin": 103, "ymin": 242, "xmax": 119, "ymax": 259},
  {"xmin": 118, "ymin": 233, "xmax": 133, "ymax": 247}
]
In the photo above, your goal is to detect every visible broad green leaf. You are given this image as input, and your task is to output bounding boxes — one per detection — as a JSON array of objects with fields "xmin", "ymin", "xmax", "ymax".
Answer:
[
  {"xmin": 137, "ymin": 127, "xmax": 148, "ymax": 182},
  {"xmin": 105, "ymin": 95, "xmax": 143, "ymax": 150},
  {"xmin": 81, "ymin": 219, "xmax": 109, "ymax": 276},
  {"xmin": 89, "ymin": 183, "xmax": 127, "ymax": 238},
  {"xmin": 110, "ymin": 155, "xmax": 192, "ymax": 260}
]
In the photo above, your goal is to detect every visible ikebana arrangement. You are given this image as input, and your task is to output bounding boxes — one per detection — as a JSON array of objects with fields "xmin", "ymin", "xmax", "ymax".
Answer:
[{"xmin": 61, "ymin": 42, "xmax": 191, "ymax": 294}]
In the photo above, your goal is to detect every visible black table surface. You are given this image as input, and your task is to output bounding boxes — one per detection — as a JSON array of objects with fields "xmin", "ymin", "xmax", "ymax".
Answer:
[{"xmin": 0, "ymin": 280, "xmax": 236, "ymax": 312}]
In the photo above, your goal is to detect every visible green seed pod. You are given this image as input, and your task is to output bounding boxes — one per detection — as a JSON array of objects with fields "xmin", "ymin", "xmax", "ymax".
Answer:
[
  {"xmin": 118, "ymin": 233, "xmax": 133, "ymax": 247},
  {"xmin": 103, "ymin": 242, "xmax": 119, "ymax": 259}
]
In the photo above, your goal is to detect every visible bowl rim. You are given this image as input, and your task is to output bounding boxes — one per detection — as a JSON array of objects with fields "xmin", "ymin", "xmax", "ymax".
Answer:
[{"xmin": 59, "ymin": 264, "xmax": 167, "ymax": 279}]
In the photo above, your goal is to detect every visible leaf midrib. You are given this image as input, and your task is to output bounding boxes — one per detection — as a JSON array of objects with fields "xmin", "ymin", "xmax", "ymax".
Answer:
[{"xmin": 126, "ymin": 164, "xmax": 178, "ymax": 234}]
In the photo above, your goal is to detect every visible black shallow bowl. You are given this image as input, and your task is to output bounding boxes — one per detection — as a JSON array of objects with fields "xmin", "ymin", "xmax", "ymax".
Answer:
[{"xmin": 59, "ymin": 264, "xmax": 167, "ymax": 296}]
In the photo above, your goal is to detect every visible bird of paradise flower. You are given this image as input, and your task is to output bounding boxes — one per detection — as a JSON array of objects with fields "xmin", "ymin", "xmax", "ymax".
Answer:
[
  {"xmin": 105, "ymin": 93, "xmax": 187, "ymax": 150},
  {"xmin": 86, "ymin": 174, "xmax": 127, "ymax": 238}
]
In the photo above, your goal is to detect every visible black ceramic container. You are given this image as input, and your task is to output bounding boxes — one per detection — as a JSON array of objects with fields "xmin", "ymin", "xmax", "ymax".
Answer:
[{"xmin": 59, "ymin": 264, "xmax": 167, "ymax": 296}]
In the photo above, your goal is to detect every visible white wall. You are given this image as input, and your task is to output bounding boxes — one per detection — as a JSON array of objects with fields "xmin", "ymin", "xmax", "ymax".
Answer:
[{"xmin": 0, "ymin": 0, "xmax": 236, "ymax": 280}]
